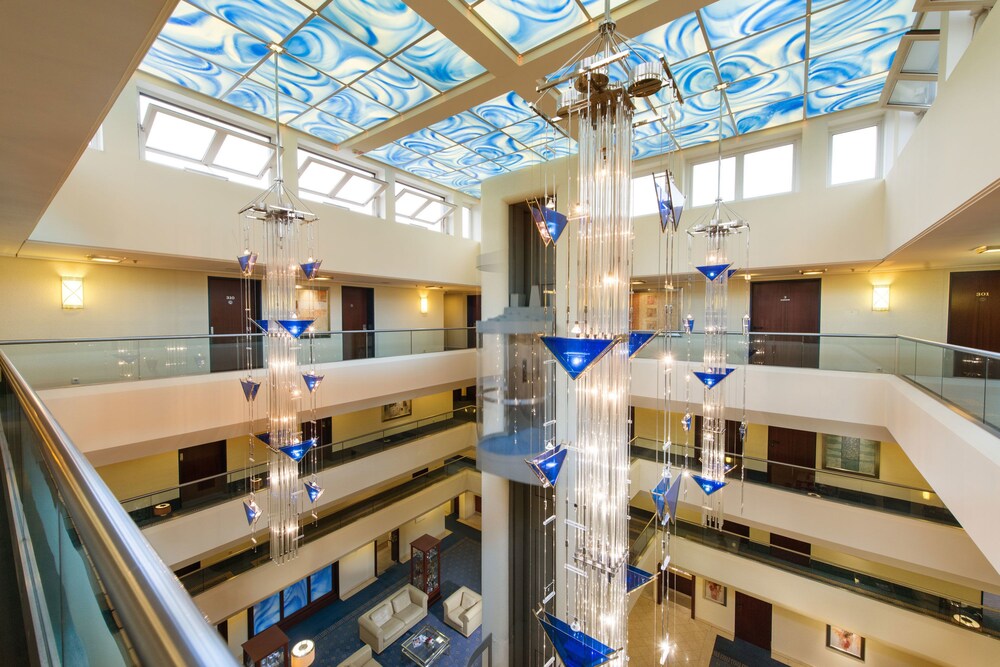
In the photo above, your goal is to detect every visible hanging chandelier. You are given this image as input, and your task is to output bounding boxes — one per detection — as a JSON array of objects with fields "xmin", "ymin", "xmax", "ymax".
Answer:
[{"xmin": 238, "ymin": 44, "xmax": 324, "ymax": 565}]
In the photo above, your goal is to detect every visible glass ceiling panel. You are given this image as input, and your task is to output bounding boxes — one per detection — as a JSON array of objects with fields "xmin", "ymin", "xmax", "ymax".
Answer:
[
  {"xmin": 429, "ymin": 112, "xmax": 498, "ymax": 143},
  {"xmin": 288, "ymin": 108, "xmax": 363, "ymax": 144},
  {"xmin": 725, "ymin": 63, "xmax": 805, "ymax": 113},
  {"xmin": 467, "ymin": 131, "xmax": 526, "ymax": 160},
  {"xmin": 397, "ymin": 128, "xmax": 456, "ymax": 156},
  {"xmin": 809, "ymin": 0, "xmax": 915, "ymax": 58},
  {"xmin": 405, "ymin": 156, "xmax": 451, "ymax": 179},
  {"xmin": 431, "ymin": 144, "xmax": 487, "ymax": 169},
  {"xmin": 395, "ymin": 31, "xmax": 486, "ymax": 91},
  {"xmin": 806, "ymin": 72, "xmax": 888, "ymax": 116},
  {"xmin": 185, "ymin": 0, "xmax": 310, "ymax": 44},
  {"xmin": 669, "ymin": 53, "xmax": 721, "ymax": 99},
  {"xmin": 320, "ymin": 0, "xmax": 433, "ymax": 57},
  {"xmin": 633, "ymin": 133, "xmax": 677, "ymax": 160},
  {"xmin": 503, "ymin": 117, "xmax": 562, "ymax": 147},
  {"xmin": 808, "ymin": 31, "xmax": 905, "ymax": 90},
  {"xmin": 473, "ymin": 0, "xmax": 587, "ymax": 54},
  {"xmin": 251, "ymin": 54, "xmax": 343, "ymax": 105},
  {"xmin": 317, "ymin": 88, "xmax": 396, "ymax": 129},
  {"xmin": 223, "ymin": 79, "xmax": 309, "ymax": 122},
  {"xmin": 159, "ymin": 2, "xmax": 268, "ymax": 75},
  {"xmin": 699, "ymin": 0, "xmax": 807, "ymax": 49},
  {"xmin": 139, "ymin": 39, "xmax": 242, "ymax": 97},
  {"xmin": 494, "ymin": 149, "xmax": 546, "ymax": 170},
  {"xmin": 672, "ymin": 116, "xmax": 736, "ymax": 149},
  {"xmin": 631, "ymin": 13, "xmax": 708, "ymax": 63},
  {"xmin": 714, "ymin": 18, "xmax": 807, "ymax": 82},
  {"xmin": 352, "ymin": 61, "xmax": 438, "ymax": 112},
  {"xmin": 284, "ymin": 16, "xmax": 384, "ymax": 84},
  {"xmin": 579, "ymin": 0, "xmax": 631, "ymax": 20},
  {"xmin": 464, "ymin": 160, "xmax": 508, "ymax": 179},
  {"xmin": 471, "ymin": 92, "xmax": 535, "ymax": 128},
  {"xmin": 734, "ymin": 95, "xmax": 804, "ymax": 133},
  {"xmin": 365, "ymin": 142, "xmax": 421, "ymax": 167}
]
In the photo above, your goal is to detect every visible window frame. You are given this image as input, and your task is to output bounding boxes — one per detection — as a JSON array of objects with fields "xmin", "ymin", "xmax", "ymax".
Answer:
[
  {"xmin": 138, "ymin": 94, "xmax": 275, "ymax": 183},
  {"xmin": 393, "ymin": 181, "xmax": 456, "ymax": 232},
  {"xmin": 296, "ymin": 146, "xmax": 387, "ymax": 216},
  {"xmin": 827, "ymin": 121, "xmax": 882, "ymax": 187},
  {"xmin": 687, "ymin": 136, "xmax": 799, "ymax": 206}
]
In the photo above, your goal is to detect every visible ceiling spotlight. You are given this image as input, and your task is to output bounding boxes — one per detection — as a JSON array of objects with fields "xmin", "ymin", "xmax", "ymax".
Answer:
[
  {"xmin": 799, "ymin": 269, "xmax": 826, "ymax": 276},
  {"xmin": 973, "ymin": 245, "xmax": 1000, "ymax": 254},
  {"xmin": 87, "ymin": 255, "xmax": 125, "ymax": 264},
  {"xmin": 952, "ymin": 613, "xmax": 981, "ymax": 628}
]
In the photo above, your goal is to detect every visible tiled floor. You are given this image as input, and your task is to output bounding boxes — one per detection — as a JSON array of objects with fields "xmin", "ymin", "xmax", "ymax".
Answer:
[{"xmin": 628, "ymin": 590, "xmax": 724, "ymax": 666}]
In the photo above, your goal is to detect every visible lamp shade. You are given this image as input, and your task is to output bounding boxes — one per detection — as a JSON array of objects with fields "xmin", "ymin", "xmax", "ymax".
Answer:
[
  {"xmin": 872, "ymin": 285, "xmax": 890, "ymax": 311},
  {"xmin": 290, "ymin": 639, "xmax": 315, "ymax": 667},
  {"xmin": 62, "ymin": 277, "xmax": 84, "ymax": 309}
]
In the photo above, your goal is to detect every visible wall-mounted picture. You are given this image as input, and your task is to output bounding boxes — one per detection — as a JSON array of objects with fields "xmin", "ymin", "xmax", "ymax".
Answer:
[
  {"xmin": 703, "ymin": 579, "xmax": 726, "ymax": 605},
  {"xmin": 382, "ymin": 400, "xmax": 412, "ymax": 421},
  {"xmin": 823, "ymin": 435, "xmax": 879, "ymax": 477},
  {"xmin": 827, "ymin": 625, "xmax": 865, "ymax": 660}
]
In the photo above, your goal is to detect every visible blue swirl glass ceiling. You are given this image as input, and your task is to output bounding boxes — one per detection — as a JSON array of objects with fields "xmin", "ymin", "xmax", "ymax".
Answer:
[{"xmin": 140, "ymin": 0, "xmax": 915, "ymax": 199}]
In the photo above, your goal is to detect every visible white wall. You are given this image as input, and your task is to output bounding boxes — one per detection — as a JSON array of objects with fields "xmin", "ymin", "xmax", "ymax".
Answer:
[
  {"xmin": 339, "ymin": 542, "xmax": 376, "ymax": 599},
  {"xmin": 398, "ymin": 502, "xmax": 450, "ymax": 563}
]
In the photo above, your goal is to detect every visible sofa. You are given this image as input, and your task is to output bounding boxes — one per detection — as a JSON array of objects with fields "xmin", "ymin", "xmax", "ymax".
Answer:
[
  {"xmin": 335, "ymin": 644, "xmax": 380, "ymax": 667},
  {"xmin": 358, "ymin": 584, "xmax": 428, "ymax": 653},
  {"xmin": 443, "ymin": 586, "xmax": 482, "ymax": 637}
]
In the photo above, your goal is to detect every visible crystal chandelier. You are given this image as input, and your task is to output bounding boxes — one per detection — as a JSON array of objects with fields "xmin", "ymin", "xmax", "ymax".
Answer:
[
  {"xmin": 529, "ymin": 1, "xmax": 680, "ymax": 663},
  {"xmin": 238, "ymin": 45, "xmax": 324, "ymax": 565}
]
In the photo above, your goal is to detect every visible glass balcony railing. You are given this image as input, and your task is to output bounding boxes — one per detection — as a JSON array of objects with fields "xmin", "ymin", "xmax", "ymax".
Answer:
[
  {"xmin": 122, "ymin": 406, "xmax": 477, "ymax": 526},
  {"xmin": 630, "ymin": 438, "xmax": 956, "ymax": 526},
  {"xmin": 672, "ymin": 518, "xmax": 1000, "ymax": 639},
  {"xmin": 0, "ymin": 327, "xmax": 476, "ymax": 390},
  {"xmin": 0, "ymin": 351, "xmax": 235, "ymax": 666},
  {"xmin": 179, "ymin": 456, "xmax": 478, "ymax": 596}
]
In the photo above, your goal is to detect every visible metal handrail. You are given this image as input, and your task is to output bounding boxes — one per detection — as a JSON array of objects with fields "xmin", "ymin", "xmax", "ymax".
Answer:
[
  {"xmin": 0, "ymin": 351, "xmax": 236, "ymax": 666},
  {"xmin": 898, "ymin": 335, "xmax": 1000, "ymax": 360},
  {"xmin": 0, "ymin": 326, "xmax": 475, "ymax": 346}
]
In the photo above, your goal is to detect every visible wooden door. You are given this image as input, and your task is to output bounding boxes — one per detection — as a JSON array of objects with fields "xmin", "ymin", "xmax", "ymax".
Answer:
[
  {"xmin": 948, "ymin": 271, "xmax": 1000, "ymax": 378},
  {"xmin": 735, "ymin": 592, "xmax": 772, "ymax": 651},
  {"xmin": 390, "ymin": 529, "xmax": 400, "ymax": 562},
  {"xmin": 179, "ymin": 440, "xmax": 227, "ymax": 506},
  {"xmin": 750, "ymin": 279, "xmax": 821, "ymax": 368},
  {"xmin": 208, "ymin": 277, "xmax": 261, "ymax": 372},
  {"xmin": 341, "ymin": 286, "xmax": 374, "ymax": 360},
  {"xmin": 467, "ymin": 294, "xmax": 481, "ymax": 349},
  {"xmin": 767, "ymin": 426, "xmax": 817, "ymax": 489},
  {"xmin": 770, "ymin": 532, "xmax": 812, "ymax": 567}
]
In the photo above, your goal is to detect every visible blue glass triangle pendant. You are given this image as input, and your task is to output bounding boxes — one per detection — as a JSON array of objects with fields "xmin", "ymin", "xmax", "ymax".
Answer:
[
  {"xmin": 529, "ymin": 204, "xmax": 569, "ymax": 245},
  {"xmin": 304, "ymin": 480, "xmax": 324, "ymax": 503},
  {"xmin": 243, "ymin": 498, "xmax": 262, "ymax": 525},
  {"xmin": 238, "ymin": 251, "xmax": 258, "ymax": 277},
  {"xmin": 526, "ymin": 445, "xmax": 568, "ymax": 488},
  {"xmin": 302, "ymin": 372, "xmax": 324, "ymax": 393},
  {"xmin": 300, "ymin": 259, "xmax": 322, "ymax": 279},
  {"xmin": 279, "ymin": 437, "xmax": 316, "ymax": 462},
  {"xmin": 695, "ymin": 263, "xmax": 732, "ymax": 281},
  {"xmin": 691, "ymin": 474, "xmax": 727, "ymax": 495},
  {"xmin": 627, "ymin": 331, "xmax": 657, "ymax": 359},
  {"xmin": 240, "ymin": 378, "xmax": 261, "ymax": 402},
  {"xmin": 626, "ymin": 565, "xmax": 655, "ymax": 593},
  {"xmin": 277, "ymin": 319, "xmax": 315, "ymax": 338},
  {"xmin": 537, "ymin": 611, "xmax": 617, "ymax": 667},
  {"xmin": 693, "ymin": 368, "xmax": 735, "ymax": 389},
  {"xmin": 540, "ymin": 336, "xmax": 619, "ymax": 380}
]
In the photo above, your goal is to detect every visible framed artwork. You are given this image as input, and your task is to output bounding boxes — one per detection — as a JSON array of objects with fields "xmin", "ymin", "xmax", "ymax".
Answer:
[
  {"xmin": 703, "ymin": 579, "xmax": 726, "ymax": 605},
  {"xmin": 382, "ymin": 400, "xmax": 412, "ymax": 421},
  {"xmin": 822, "ymin": 435, "xmax": 879, "ymax": 477},
  {"xmin": 827, "ymin": 625, "xmax": 865, "ymax": 660}
]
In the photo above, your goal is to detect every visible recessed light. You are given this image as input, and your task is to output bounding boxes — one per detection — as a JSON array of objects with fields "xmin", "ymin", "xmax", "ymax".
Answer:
[
  {"xmin": 973, "ymin": 245, "xmax": 1000, "ymax": 254},
  {"xmin": 630, "ymin": 280, "xmax": 645, "ymax": 286},
  {"xmin": 87, "ymin": 255, "xmax": 124, "ymax": 264},
  {"xmin": 952, "ymin": 613, "xmax": 981, "ymax": 628},
  {"xmin": 799, "ymin": 269, "xmax": 826, "ymax": 276}
]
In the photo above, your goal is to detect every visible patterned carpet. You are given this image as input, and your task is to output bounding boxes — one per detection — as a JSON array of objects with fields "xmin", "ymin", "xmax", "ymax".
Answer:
[
  {"xmin": 709, "ymin": 637, "xmax": 788, "ymax": 667},
  {"xmin": 290, "ymin": 521, "xmax": 482, "ymax": 667}
]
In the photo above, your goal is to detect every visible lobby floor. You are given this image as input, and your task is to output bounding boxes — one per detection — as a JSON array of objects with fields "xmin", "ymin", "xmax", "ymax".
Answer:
[{"xmin": 628, "ymin": 590, "xmax": 721, "ymax": 666}]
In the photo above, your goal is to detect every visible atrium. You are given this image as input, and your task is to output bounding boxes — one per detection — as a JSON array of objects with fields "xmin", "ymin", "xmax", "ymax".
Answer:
[{"xmin": 1, "ymin": 1, "xmax": 999, "ymax": 666}]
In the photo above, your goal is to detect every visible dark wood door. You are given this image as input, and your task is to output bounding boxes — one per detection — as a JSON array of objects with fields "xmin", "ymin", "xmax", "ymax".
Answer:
[
  {"xmin": 342, "ymin": 286, "xmax": 374, "ymax": 360},
  {"xmin": 467, "ymin": 294, "xmax": 481, "ymax": 349},
  {"xmin": 948, "ymin": 271, "xmax": 1000, "ymax": 378},
  {"xmin": 179, "ymin": 440, "xmax": 227, "ymax": 506},
  {"xmin": 735, "ymin": 592, "xmax": 772, "ymax": 651},
  {"xmin": 750, "ymin": 279, "xmax": 821, "ymax": 368},
  {"xmin": 208, "ymin": 277, "xmax": 261, "ymax": 373},
  {"xmin": 770, "ymin": 532, "xmax": 812, "ymax": 567},
  {"xmin": 390, "ymin": 529, "xmax": 400, "ymax": 562},
  {"xmin": 767, "ymin": 425, "xmax": 817, "ymax": 489}
]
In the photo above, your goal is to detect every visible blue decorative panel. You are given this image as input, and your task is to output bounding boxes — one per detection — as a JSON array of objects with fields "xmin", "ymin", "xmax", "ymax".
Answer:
[
  {"xmin": 139, "ymin": 39, "xmax": 242, "ymax": 97},
  {"xmin": 503, "ymin": 117, "xmax": 560, "ymax": 147},
  {"xmin": 673, "ymin": 117, "xmax": 736, "ymax": 148},
  {"xmin": 529, "ymin": 204, "xmax": 568, "ymax": 244},
  {"xmin": 283, "ymin": 579, "xmax": 308, "ymax": 617},
  {"xmin": 807, "ymin": 31, "xmax": 904, "ymax": 90},
  {"xmin": 395, "ymin": 31, "xmax": 485, "ymax": 91},
  {"xmin": 700, "ymin": 0, "xmax": 807, "ymax": 48},
  {"xmin": 538, "ymin": 612, "xmax": 617, "ymax": 667},
  {"xmin": 715, "ymin": 19, "xmax": 806, "ymax": 82},
  {"xmin": 289, "ymin": 109, "xmax": 362, "ymax": 144},
  {"xmin": 300, "ymin": 259, "xmax": 322, "ymax": 279},
  {"xmin": 405, "ymin": 156, "xmax": 450, "ymax": 179},
  {"xmin": 474, "ymin": 0, "xmax": 587, "ymax": 53},
  {"xmin": 633, "ymin": 13, "xmax": 708, "ymax": 63},
  {"xmin": 809, "ymin": 0, "xmax": 915, "ymax": 58},
  {"xmin": 315, "ymin": 88, "xmax": 394, "ymax": 128},
  {"xmin": 467, "ymin": 131, "xmax": 525, "ymax": 160},
  {"xmin": 352, "ymin": 61, "xmax": 437, "ymax": 112},
  {"xmin": 695, "ymin": 263, "xmax": 733, "ymax": 281},
  {"xmin": 159, "ymin": 3, "xmax": 268, "ymax": 75},
  {"xmin": 725, "ymin": 63, "xmax": 804, "ymax": 112},
  {"xmin": 668, "ymin": 54, "xmax": 720, "ymax": 99},
  {"xmin": 690, "ymin": 474, "xmax": 728, "ymax": 496},
  {"xmin": 277, "ymin": 319, "xmax": 314, "ymax": 338},
  {"xmin": 626, "ymin": 565, "xmax": 655, "ymax": 593},
  {"xmin": 309, "ymin": 566, "xmax": 333, "ymax": 601},
  {"xmin": 806, "ymin": 73, "xmax": 887, "ymax": 117},
  {"xmin": 321, "ymin": 0, "xmax": 433, "ymax": 56},
  {"xmin": 735, "ymin": 95, "xmax": 805, "ymax": 134},
  {"xmin": 493, "ymin": 149, "xmax": 545, "ymax": 170},
  {"xmin": 240, "ymin": 378, "xmax": 261, "ymax": 401},
  {"xmin": 693, "ymin": 368, "xmax": 735, "ymax": 388},
  {"xmin": 471, "ymin": 92, "xmax": 534, "ymax": 128},
  {"xmin": 304, "ymin": 480, "xmax": 324, "ymax": 503},
  {"xmin": 279, "ymin": 437, "xmax": 316, "ymax": 461},
  {"xmin": 463, "ymin": 160, "xmax": 508, "ymax": 179},
  {"xmin": 252, "ymin": 593, "xmax": 281, "ymax": 635},
  {"xmin": 364, "ymin": 142, "xmax": 421, "ymax": 167},
  {"xmin": 628, "ymin": 331, "xmax": 658, "ymax": 358},
  {"xmin": 243, "ymin": 497, "xmax": 262, "ymax": 525},
  {"xmin": 284, "ymin": 17, "xmax": 384, "ymax": 84},
  {"xmin": 223, "ymin": 79, "xmax": 308, "ymax": 121},
  {"xmin": 251, "ymin": 54, "xmax": 342, "ymax": 105},
  {"xmin": 429, "ymin": 144, "xmax": 486, "ymax": 170},
  {"xmin": 540, "ymin": 336, "xmax": 619, "ymax": 380},
  {"xmin": 429, "ymin": 111, "xmax": 498, "ymax": 143},
  {"xmin": 537, "ymin": 138, "xmax": 577, "ymax": 159},
  {"xmin": 302, "ymin": 372, "xmax": 324, "ymax": 393},
  {"xmin": 397, "ymin": 128, "xmax": 455, "ymax": 155},
  {"xmin": 525, "ymin": 445, "xmax": 568, "ymax": 487},
  {"xmin": 579, "ymin": 0, "xmax": 630, "ymax": 20},
  {"xmin": 185, "ymin": 0, "xmax": 310, "ymax": 44}
]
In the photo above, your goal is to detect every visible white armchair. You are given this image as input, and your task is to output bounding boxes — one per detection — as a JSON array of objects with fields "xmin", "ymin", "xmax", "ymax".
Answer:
[
  {"xmin": 443, "ymin": 586, "xmax": 482, "ymax": 637},
  {"xmin": 336, "ymin": 644, "xmax": 380, "ymax": 667}
]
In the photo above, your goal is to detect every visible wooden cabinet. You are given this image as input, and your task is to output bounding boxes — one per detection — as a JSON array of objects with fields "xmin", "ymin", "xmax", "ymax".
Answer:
[
  {"xmin": 242, "ymin": 625, "xmax": 289, "ymax": 667},
  {"xmin": 410, "ymin": 533, "xmax": 442, "ymax": 604}
]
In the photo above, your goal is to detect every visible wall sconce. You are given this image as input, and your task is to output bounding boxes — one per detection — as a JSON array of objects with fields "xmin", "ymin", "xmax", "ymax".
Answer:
[
  {"xmin": 419, "ymin": 294, "xmax": 429, "ymax": 314},
  {"xmin": 61, "ymin": 277, "xmax": 84, "ymax": 309},
  {"xmin": 871, "ymin": 285, "xmax": 890, "ymax": 311}
]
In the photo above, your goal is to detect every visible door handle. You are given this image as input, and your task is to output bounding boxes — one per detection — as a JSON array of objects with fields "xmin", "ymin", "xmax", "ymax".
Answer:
[{"xmin": 210, "ymin": 326, "xmax": 214, "ymax": 335}]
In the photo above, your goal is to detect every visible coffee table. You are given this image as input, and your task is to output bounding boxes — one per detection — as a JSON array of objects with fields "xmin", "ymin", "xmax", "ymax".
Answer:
[{"xmin": 401, "ymin": 624, "xmax": 450, "ymax": 666}]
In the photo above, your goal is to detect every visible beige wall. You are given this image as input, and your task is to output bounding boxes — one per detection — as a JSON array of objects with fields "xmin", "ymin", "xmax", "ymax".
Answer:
[
  {"xmin": 96, "ymin": 450, "xmax": 178, "ymax": 501},
  {"xmin": 819, "ymin": 270, "xmax": 950, "ymax": 340}
]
